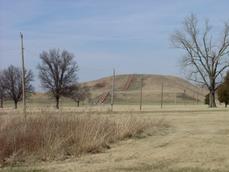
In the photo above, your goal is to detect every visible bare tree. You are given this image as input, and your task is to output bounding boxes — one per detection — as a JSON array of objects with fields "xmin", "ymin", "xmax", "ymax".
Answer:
[
  {"xmin": 70, "ymin": 85, "xmax": 90, "ymax": 107},
  {"xmin": 0, "ymin": 71, "xmax": 6, "ymax": 108},
  {"xmin": 2, "ymin": 65, "xmax": 33, "ymax": 109},
  {"xmin": 38, "ymin": 49, "xmax": 79, "ymax": 109},
  {"xmin": 171, "ymin": 15, "xmax": 229, "ymax": 107}
]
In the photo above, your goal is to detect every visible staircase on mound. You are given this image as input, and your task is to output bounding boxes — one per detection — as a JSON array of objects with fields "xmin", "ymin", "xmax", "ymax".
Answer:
[
  {"xmin": 96, "ymin": 92, "xmax": 110, "ymax": 104},
  {"xmin": 123, "ymin": 75, "xmax": 135, "ymax": 91}
]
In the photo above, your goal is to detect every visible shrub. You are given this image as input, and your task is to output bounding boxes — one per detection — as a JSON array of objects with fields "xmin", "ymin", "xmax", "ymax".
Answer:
[{"xmin": 94, "ymin": 82, "xmax": 106, "ymax": 88}]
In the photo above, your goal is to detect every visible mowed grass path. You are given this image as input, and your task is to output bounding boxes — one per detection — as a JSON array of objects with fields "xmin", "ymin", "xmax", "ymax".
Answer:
[{"xmin": 1, "ymin": 106, "xmax": 229, "ymax": 172}]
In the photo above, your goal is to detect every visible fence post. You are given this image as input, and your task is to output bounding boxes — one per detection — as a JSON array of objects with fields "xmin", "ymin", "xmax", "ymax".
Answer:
[
  {"xmin": 111, "ymin": 69, "xmax": 115, "ymax": 111},
  {"xmin": 160, "ymin": 82, "xmax": 164, "ymax": 109},
  {"xmin": 174, "ymin": 92, "xmax": 177, "ymax": 105},
  {"xmin": 183, "ymin": 89, "xmax": 186, "ymax": 105},
  {"xmin": 139, "ymin": 75, "xmax": 143, "ymax": 111}
]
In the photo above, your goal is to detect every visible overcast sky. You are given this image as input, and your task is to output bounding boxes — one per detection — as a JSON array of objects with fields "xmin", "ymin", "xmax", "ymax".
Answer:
[{"xmin": 0, "ymin": 0, "xmax": 229, "ymax": 91}]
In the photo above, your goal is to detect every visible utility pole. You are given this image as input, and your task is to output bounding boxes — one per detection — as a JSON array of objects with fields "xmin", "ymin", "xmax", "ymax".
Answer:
[
  {"xmin": 111, "ymin": 69, "xmax": 115, "ymax": 111},
  {"xmin": 139, "ymin": 75, "xmax": 143, "ymax": 111},
  {"xmin": 160, "ymin": 82, "xmax": 164, "ymax": 109},
  {"xmin": 20, "ymin": 32, "xmax": 26, "ymax": 119}
]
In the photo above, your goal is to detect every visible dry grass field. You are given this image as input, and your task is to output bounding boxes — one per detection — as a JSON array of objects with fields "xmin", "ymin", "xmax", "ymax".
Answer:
[{"xmin": 0, "ymin": 105, "xmax": 229, "ymax": 172}]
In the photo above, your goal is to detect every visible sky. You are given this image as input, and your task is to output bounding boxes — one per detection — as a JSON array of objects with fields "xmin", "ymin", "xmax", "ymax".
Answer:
[{"xmin": 0, "ymin": 0, "xmax": 229, "ymax": 91}]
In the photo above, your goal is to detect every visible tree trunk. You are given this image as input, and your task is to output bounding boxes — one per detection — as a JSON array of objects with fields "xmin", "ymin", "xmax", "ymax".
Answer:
[
  {"xmin": 56, "ymin": 96, "xmax": 60, "ymax": 109},
  {"xmin": 14, "ymin": 101, "xmax": 18, "ymax": 109},
  {"xmin": 209, "ymin": 90, "xmax": 216, "ymax": 108},
  {"xmin": 77, "ymin": 101, "xmax": 80, "ymax": 107},
  {"xmin": 0, "ymin": 97, "xmax": 3, "ymax": 108}
]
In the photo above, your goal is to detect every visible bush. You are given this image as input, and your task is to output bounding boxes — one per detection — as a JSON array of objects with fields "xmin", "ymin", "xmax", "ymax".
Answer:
[{"xmin": 94, "ymin": 82, "xmax": 106, "ymax": 88}]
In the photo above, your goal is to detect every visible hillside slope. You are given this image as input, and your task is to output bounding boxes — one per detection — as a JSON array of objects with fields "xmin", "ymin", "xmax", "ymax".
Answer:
[
  {"xmin": 82, "ymin": 74, "xmax": 208, "ymax": 105},
  {"xmin": 20, "ymin": 74, "xmax": 208, "ymax": 108}
]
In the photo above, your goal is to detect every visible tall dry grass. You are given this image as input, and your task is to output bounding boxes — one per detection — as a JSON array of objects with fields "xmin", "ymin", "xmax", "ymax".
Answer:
[{"xmin": 0, "ymin": 114, "xmax": 161, "ymax": 166}]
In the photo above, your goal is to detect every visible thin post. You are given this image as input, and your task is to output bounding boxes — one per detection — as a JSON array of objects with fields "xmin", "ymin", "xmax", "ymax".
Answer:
[
  {"xmin": 20, "ymin": 32, "xmax": 26, "ymax": 119},
  {"xmin": 174, "ymin": 93, "xmax": 177, "ymax": 105},
  {"xmin": 139, "ymin": 75, "xmax": 143, "ymax": 111},
  {"xmin": 193, "ymin": 92, "xmax": 195, "ymax": 105},
  {"xmin": 196, "ymin": 92, "xmax": 198, "ymax": 104},
  {"xmin": 160, "ymin": 82, "xmax": 164, "ymax": 109},
  {"xmin": 183, "ymin": 89, "xmax": 186, "ymax": 105},
  {"xmin": 111, "ymin": 69, "xmax": 115, "ymax": 111}
]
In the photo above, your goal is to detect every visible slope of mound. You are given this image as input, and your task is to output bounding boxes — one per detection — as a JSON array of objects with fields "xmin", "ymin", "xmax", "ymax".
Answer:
[{"xmin": 83, "ymin": 74, "xmax": 208, "ymax": 104}]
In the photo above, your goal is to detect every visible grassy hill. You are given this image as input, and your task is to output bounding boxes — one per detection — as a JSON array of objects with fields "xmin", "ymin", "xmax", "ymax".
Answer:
[
  {"xmin": 83, "ymin": 74, "xmax": 208, "ymax": 105},
  {"xmin": 3, "ymin": 74, "xmax": 208, "ymax": 109}
]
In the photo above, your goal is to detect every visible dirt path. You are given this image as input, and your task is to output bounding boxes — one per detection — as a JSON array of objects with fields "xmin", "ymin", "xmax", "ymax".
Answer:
[{"xmin": 26, "ymin": 111, "xmax": 229, "ymax": 172}]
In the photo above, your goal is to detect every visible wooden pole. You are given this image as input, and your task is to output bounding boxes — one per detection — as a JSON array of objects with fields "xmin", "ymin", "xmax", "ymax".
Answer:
[
  {"xmin": 193, "ymin": 92, "xmax": 195, "ymax": 104},
  {"xmin": 139, "ymin": 75, "xmax": 143, "ymax": 111},
  {"xmin": 174, "ymin": 93, "xmax": 177, "ymax": 105},
  {"xmin": 20, "ymin": 32, "xmax": 26, "ymax": 119},
  {"xmin": 196, "ymin": 88, "xmax": 199, "ymax": 104},
  {"xmin": 111, "ymin": 69, "xmax": 115, "ymax": 111},
  {"xmin": 160, "ymin": 82, "xmax": 164, "ymax": 109},
  {"xmin": 183, "ymin": 89, "xmax": 186, "ymax": 105}
]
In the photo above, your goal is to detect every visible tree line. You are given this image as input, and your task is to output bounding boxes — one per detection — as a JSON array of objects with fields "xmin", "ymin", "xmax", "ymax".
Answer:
[{"xmin": 0, "ymin": 49, "xmax": 90, "ymax": 109}]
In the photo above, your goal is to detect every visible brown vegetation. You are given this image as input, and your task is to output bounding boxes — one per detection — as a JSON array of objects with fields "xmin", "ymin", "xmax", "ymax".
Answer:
[
  {"xmin": 0, "ymin": 114, "xmax": 159, "ymax": 166},
  {"xmin": 94, "ymin": 82, "xmax": 106, "ymax": 88}
]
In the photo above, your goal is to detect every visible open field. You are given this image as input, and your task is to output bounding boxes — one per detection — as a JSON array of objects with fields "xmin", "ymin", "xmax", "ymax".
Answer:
[{"xmin": 0, "ymin": 105, "xmax": 229, "ymax": 172}]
